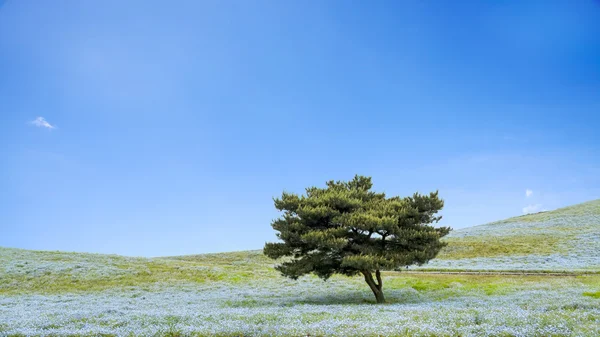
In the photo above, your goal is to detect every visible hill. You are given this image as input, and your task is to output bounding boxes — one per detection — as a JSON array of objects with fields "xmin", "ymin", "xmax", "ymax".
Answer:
[
  {"xmin": 1, "ymin": 199, "xmax": 598, "ymax": 296},
  {"xmin": 416, "ymin": 199, "xmax": 600, "ymax": 272},
  {"xmin": 1, "ymin": 199, "xmax": 598, "ymax": 295},
  {"xmin": 1, "ymin": 200, "xmax": 599, "ymax": 336},
  {"xmin": 2, "ymin": 250, "xmax": 600, "ymax": 336},
  {"xmin": 0, "ymin": 247, "xmax": 275, "ymax": 294}
]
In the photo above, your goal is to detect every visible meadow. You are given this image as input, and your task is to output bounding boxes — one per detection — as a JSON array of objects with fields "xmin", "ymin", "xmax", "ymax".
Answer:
[
  {"xmin": 415, "ymin": 200, "xmax": 600, "ymax": 272},
  {"xmin": 1, "ymin": 200, "xmax": 599, "ymax": 336}
]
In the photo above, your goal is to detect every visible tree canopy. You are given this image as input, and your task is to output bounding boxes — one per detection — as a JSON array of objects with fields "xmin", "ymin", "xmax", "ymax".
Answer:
[{"xmin": 264, "ymin": 175, "xmax": 450, "ymax": 303}]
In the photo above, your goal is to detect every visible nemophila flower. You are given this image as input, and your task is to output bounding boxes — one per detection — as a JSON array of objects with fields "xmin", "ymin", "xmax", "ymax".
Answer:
[
  {"xmin": 1, "ymin": 204, "xmax": 598, "ymax": 336},
  {"xmin": 416, "ymin": 213, "xmax": 600, "ymax": 272},
  {"xmin": 1, "ymin": 281, "xmax": 599, "ymax": 336}
]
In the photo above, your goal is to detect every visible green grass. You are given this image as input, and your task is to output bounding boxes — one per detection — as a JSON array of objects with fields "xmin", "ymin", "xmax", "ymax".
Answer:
[
  {"xmin": 1, "ymin": 200, "xmax": 599, "ymax": 295},
  {"xmin": 439, "ymin": 234, "xmax": 564, "ymax": 259},
  {"xmin": 583, "ymin": 291, "xmax": 600, "ymax": 299},
  {"xmin": 2, "ymin": 244, "xmax": 600, "ymax": 335},
  {"xmin": 417, "ymin": 199, "xmax": 600, "ymax": 271},
  {"xmin": 0, "ymin": 247, "xmax": 278, "ymax": 295},
  {"xmin": 498, "ymin": 199, "xmax": 600, "ymax": 223},
  {"xmin": 2, "ymin": 243, "xmax": 597, "ymax": 299},
  {"xmin": 383, "ymin": 273, "xmax": 590, "ymax": 297}
]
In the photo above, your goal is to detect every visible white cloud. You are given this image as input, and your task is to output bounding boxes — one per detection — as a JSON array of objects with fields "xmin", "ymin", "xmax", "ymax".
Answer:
[
  {"xmin": 30, "ymin": 117, "xmax": 55, "ymax": 129},
  {"xmin": 522, "ymin": 204, "xmax": 543, "ymax": 214},
  {"xmin": 525, "ymin": 189, "xmax": 533, "ymax": 197}
]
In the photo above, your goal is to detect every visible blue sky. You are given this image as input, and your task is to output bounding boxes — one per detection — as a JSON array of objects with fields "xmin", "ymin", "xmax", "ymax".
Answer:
[{"xmin": 1, "ymin": 0, "xmax": 599, "ymax": 257}]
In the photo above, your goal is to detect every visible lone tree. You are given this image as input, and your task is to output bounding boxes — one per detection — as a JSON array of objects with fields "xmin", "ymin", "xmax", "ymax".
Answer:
[{"xmin": 264, "ymin": 175, "xmax": 450, "ymax": 303}]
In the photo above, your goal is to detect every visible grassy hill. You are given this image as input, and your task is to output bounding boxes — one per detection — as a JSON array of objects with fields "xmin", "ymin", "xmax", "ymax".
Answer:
[
  {"xmin": 1, "ymin": 200, "xmax": 599, "ymax": 336},
  {"xmin": 416, "ymin": 199, "xmax": 600, "ymax": 272},
  {"xmin": 2, "ymin": 247, "xmax": 599, "ymax": 336},
  {"xmin": 0, "ymin": 247, "xmax": 276, "ymax": 295}
]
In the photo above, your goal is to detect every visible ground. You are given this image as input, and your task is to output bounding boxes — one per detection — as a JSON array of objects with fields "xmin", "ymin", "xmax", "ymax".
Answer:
[
  {"xmin": 1, "ymin": 200, "xmax": 599, "ymax": 336},
  {"xmin": 416, "ymin": 200, "xmax": 600, "ymax": 272}
]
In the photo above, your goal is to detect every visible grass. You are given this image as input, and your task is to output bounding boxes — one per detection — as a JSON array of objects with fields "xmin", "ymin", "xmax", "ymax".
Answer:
[
  {"xmin": 415, "ymin": 199, "xmax": 600, "ymax": 271},
  {"xmin": 498, "ymin": 199, "xmax": 600, "ymax": 223},
  {"xmin": 1, "ymin": 272, "xmax": 598, "ymax": 336},
  {"xmin": 438, "ymin": 234, "xmax": 564, "ymax": 259},
  {"xmin": 2, "ymin": 245, "xmax": 600, "ymax": 336},
  {"xmin": 0, "ymin": 247, "xmax": 278, "ymax": 295},
  {"xmin": 4, "ymin": 245, "xmax": 588, "ymax": 297},
  {"xmin": 1, "ymin": 199, "xmax": 599, "ymax": 336}
]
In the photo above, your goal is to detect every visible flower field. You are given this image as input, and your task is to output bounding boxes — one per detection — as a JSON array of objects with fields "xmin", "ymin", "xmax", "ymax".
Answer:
[
  {"xmin": 1, "ymin": 200, "xmax": 599, "ymax": 336},
  {"xmin": 416, "ymin": 200, "xmax": 600, "ymax": 272},
  {"xmin": 1, "ymin": 277, "xmax": 599, "ymax": 337}
]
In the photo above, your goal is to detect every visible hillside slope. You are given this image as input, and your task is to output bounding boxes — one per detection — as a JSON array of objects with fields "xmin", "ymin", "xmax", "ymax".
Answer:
[
  {"xmin": 2, "ymin": 205, "xmax": 600, "ymax": 336},
  {"xmin": 1, "ymin": 199, "xmax": 598, "ymax": 295},
  {"xmin": 417, "ymin": 199, "xmax": 600, "ymax": 271},
  {"xmin": 0, "ymin": 247, "xmax": 276, "ymax": 295},
  {"xmin": 1, "ymin": 201, "xmax": 599, "ymax": 335}
]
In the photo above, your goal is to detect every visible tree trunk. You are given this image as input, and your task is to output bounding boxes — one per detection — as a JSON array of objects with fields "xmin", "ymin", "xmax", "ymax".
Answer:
[
  {"xmin": 362, "ymin": 270, "xmax": 385, "ymax": 303},
  {"xmin": 373, "ymin": 288, "xmax": 385, "ymax": 304}
]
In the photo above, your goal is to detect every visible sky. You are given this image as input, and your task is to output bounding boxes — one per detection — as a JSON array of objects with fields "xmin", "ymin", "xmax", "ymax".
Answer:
[{"xmin": 1, "ymin": 0, "xmax": 599, "ymax": 257}]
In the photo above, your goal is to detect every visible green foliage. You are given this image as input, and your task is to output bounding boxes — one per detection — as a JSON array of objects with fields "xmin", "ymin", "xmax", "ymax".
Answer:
[{"xmin": 264, "ymin": 175, "xmax": 450, "ymax": 302}]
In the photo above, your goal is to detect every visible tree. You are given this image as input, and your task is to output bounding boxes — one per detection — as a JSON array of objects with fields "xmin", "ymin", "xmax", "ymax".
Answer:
[{"xmin": 264, "ymin": 175, "xmax": 450, "ymax": 303}]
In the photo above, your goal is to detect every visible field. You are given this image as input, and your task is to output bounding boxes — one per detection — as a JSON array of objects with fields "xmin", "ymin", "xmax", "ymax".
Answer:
[
  {"xmin": 1, "ymin": 200, "xmax": 599, "ymax": 336},
  {"xmin": 416, "ymin": 200, "xmax": 600, "ymax": 272}
]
